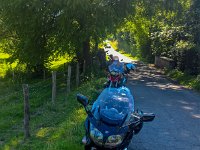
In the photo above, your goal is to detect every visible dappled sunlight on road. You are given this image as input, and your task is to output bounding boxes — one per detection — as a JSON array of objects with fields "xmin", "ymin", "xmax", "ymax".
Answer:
[
  {"xmin": 128, "ymin": 64, "xmax": 187, "ymax": 91},
  {"xmin": 104, "ymin": 43, "xmax": 200, "ymax": 150},
  {"xmin": 178, "ymin": 100, "xmax": 189, "ymax": 105},
  {"xmin": 192, "ymin": 114, "xmax": 200, "ymax": 119},
  {"xmin": 177, "ymin": 100, "xmax": 200, "ymax": 120},
  {"xmin": 182, "ymin": 106, "xmax": 193, "ymax": 110},
  {"xmin": 128, "ymin": 62, "xmax": 200, "ymax": 150},
  {"xmin": 145, "ymin": 82, "xmax": 183, "ymax": 90}
]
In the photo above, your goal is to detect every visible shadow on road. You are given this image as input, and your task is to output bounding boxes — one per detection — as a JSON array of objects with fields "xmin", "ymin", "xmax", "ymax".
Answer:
[{"xmin": 127, "ymin": 63, "xmax": 200, "ymax": 150}]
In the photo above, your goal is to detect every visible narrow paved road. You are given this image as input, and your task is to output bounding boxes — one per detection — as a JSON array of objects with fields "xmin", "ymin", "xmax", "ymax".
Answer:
[
  {"xmin": 104, "ymin": 47, "xmax": 200, "ymax": 150},
  {"xmin": 128, "ymin": 64, "xmax": 200, "ymax": 150}
]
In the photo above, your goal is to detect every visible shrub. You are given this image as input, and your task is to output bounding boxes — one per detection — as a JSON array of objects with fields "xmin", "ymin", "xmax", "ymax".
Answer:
[
  {"xmin": 172, "ymin": 41, "xmax": 200, "ymax": 75},
  {"xmin": 192, "ymin": 75, "xmax": 200, "ymax": 91}
]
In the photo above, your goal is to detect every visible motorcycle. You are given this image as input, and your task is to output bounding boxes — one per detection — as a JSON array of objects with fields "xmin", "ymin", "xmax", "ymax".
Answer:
[
  {"xmin": 105, "ymin": 70, "xmax": 125, "ymax": 88},
  {"xmin": 104, "ymin": 63, "xmax": 136, "ymax": 88},
  {"xmin": 77, "ymin": 87, "xmax": 155, "ymax": 150}
]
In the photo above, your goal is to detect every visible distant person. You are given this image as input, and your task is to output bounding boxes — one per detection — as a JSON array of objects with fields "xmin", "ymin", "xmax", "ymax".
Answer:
[
  {"xmin": 103, "ymin": 56, "xmax": 126, "ymax": 87},
  {"xmin": 108, "ymin": 56, "xmax": 125, "ymax": 74}
]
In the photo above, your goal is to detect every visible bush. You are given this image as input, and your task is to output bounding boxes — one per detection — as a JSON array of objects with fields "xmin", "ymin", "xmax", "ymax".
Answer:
[
  {"xmin": 167, "ymin": 69, "xmax": 200, "ymax": 91},
  {"xmin": 191, "ymin": 75, "xmax": 200, "ymax": 91},
  {"xmin": 172, "ymin": 41, "xmax": 200, "ymax": 75},
  {"xmin": 151, "ymin": 26, "xmax": 188, "ymax": 57}
]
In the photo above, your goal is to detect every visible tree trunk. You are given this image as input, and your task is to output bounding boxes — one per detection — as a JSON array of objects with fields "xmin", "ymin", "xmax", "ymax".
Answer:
[{"xmin": 82, "ymin": 37, "xmax": 91, "ymax": 67}]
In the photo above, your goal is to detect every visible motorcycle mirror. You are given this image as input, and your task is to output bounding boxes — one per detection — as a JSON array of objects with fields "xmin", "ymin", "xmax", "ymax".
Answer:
[
  {"xmin": 126, "ymin": 63, "xmax": 136, "ymax": 70},
  {"xmin": 142, "ymin": 113, "xmax": 155, "ymax": 122},
  {"xmin": 77, "ymin": 94, "xmax": 89, "ymax": 107}
]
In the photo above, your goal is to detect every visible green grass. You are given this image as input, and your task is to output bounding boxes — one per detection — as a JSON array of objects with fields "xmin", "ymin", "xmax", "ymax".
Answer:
[
  {"xmin": 0, "ymin": 48, "xmax": 106, "ymax": 149},
  {"xmin": 166, "ymin": 69, "xmax": 200, "ymax": 91},
  {"xmin": 0, "ymin": 74, "xmax": 106, "ymax": 150}
]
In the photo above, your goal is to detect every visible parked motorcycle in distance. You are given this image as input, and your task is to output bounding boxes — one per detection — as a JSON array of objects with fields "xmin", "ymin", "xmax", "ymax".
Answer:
[
  {"xmin": 104, "ymin": 63, "xmax": 136, "ymax": 88},
  {"xmin": 77, "ymin": 87, "xmax": 155, "ymax": 150},
  {"xmin": 105, "ymin": 70, "xmax": 125, "ymax": 88}
]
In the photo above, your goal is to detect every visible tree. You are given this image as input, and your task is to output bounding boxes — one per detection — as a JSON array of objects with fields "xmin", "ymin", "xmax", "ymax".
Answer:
[
  {"xmin": 0, "ymin": 0, "xmax": 134, "ymax": 74},
  {"xmin": 0, "ymin": 0, "xmax": 67, "ymax": 75},
  {"xmin": 117, "ymin": 0, "xmax": 191, "ymax": 62},
  {"xmin": 58, "ymin": 0, "xmax": 134, "ymax": 66},
  {"xmin": 186, "ymin": 0, "xmax": 200, "ymax": 44}
]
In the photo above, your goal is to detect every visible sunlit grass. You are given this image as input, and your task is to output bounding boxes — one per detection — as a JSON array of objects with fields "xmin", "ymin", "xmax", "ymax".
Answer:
[
  {"xmin": 36, "ymin": 127, "xmax": 53, "ymax": 138},
  {"xmin": 3, "ymin": 137, "xmax": 22, "ymax": 150},
  {"xmin": 166, "ymin": 69, "xmax": 200, "ymax": 91},
  {"xmin": 0, "ymin": 71, "xmax": 105, "ymax": 149}
]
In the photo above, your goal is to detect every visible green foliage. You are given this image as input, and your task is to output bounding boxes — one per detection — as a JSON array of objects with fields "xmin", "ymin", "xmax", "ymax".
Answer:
[
  {"xmin": 150, "ymin": 25, "xmax": 200, "ymax": 75},
  {"xmin": 0, "ymin": 48, "xmax": 73, "ymax": 79},
  {"xmin": 126, "ymin": 16, "xmax": 152, "ymax": 61},
  {"xmin": 0, "ymin": 0, "xmax": 67, "ymax": 74},
  {"xmin": 192, "ymin": 75, "xmax": 200, "ymax": 91},
  {"xmin": 114, "ymin": 0, "xmax": 193, "ymax": 63},
  {"xmin": 171, "ymin": 41, "xmax": 200, "ymax": 75},
  {"xmin": 151, "ymin": 26, "xmax": 191, "ymax": 57},
  {"xmin": 109, "ymin": 40, "xmax": 138, "ymax": 60},
  {"xmin": 0, "ymin": 0, "xmax": 134, "ymax": 75},
  {"xmin": 186, "ymin": 0, "xmax": 200, "ymax": 44},
  {"xmin": 145, "ymin": 0, "xmax": 200, "ymax": 75},
  {"xmin": 116, "ymin": 29, "xmax": 137, "ymax": 57}
]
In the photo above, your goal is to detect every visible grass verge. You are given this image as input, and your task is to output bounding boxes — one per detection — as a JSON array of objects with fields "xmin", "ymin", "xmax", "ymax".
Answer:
[
  {"xmin": 166, "ymin": 69, "xmax": 200, "ymax": 91},
  {"xmin": 0, "ymin": 75, "xmax": 106, "ymax": 150}
]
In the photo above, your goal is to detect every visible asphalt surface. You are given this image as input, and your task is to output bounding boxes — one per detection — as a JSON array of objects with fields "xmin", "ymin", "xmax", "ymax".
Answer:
[{"xmin": 104, "ymin": 47, "xmax": 200, "ymax": 150}]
